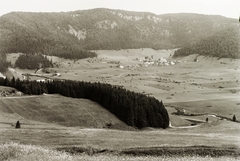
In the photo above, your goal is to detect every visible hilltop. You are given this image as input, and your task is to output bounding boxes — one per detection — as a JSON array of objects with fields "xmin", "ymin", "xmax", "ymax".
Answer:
[
  {"xmin": 174, "ymin": 26, "xmax": 240, "ymax": 58},
  {"xmin": 0, "ymin": 8, "xmax": 238, "ymax": 58}
]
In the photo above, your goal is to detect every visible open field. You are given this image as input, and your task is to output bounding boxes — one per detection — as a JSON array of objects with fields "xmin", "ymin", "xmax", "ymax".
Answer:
[
  {"xmin": 1, "ymin": 143, "xmax": 239, "ymax": 161},
  {"xmin": 0, "ymin": 94, "xmax": 130, "ymax": 130},
  {"xmin": 1, "ymin": 93, "xmax": 239, "ymax": 149},
  {"xmin": 1, "ymin": 48, "xmax": 240, "ymax": 159}
]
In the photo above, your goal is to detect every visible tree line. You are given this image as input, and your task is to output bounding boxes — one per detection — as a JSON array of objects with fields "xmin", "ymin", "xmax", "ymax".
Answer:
[
  {"xmin": 0, "ymin": 17, "xmax": 97, "ymax": 60},
  {"xmin": 2, "ymin": 10, "xmax": 236, "ymax": 57},
  {"xmin": 0, "ymin": 53, "xmax": 11, "ymax": 73},
  {"xmin": 15, "ymin": 53, "xmax": 53, "ymax": 69},
  {"xmin": 0, "ymin": 77, "xmax": 169, "ymax": 129},
  {"xmin": 174, "ymin": 27, "xmax": 239, "ymax": 59}
]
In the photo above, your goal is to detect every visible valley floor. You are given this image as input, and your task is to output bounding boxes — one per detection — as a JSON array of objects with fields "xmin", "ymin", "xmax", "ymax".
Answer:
[{"xmin": 1, "ymin": 49, "xmax": 240, "ymax": 159}]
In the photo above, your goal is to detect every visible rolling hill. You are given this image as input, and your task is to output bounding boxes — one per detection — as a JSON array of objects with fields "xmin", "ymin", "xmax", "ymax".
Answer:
[
  {"xmin": 174, "ymin": 26, "xmax": 240, "ymax": 58},
  {"xmin": 0, "ymin": 92, "xmax": 131, "ymax": 129},
  {"xmin": 0, "ymin": 8, "xmax": 238, "ymax": 57}
]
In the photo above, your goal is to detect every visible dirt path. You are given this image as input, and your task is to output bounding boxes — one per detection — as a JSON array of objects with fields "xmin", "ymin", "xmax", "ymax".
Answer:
[
  {"xmin": 116, "ymin": 71, "xmax": 129, "ymax": 78},
  {"xmin": 168, "ymin": 121, "xmax": 201, "ymax": 129},
  {"xmin": 0, "ymin": 94, "xmax": 55, "ymax": 99},
  {"xmin": 0, "ymin": 96, "xmax": 38, "ymax": 99}
]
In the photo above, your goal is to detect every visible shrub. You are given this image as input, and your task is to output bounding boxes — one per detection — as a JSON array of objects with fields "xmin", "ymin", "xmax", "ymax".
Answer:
[
  {"xmin": 233, "ymin": 115, "xmax": 236, "ymax": 122},
  {"xmin": 15, "ymin": 120, "xmax": 21, "ymax": 129}
]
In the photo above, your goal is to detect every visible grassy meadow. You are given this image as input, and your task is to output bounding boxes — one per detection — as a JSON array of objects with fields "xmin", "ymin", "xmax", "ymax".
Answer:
[
  {"xmin": 1, "ymin": 142, "xmax": 239, "ymax": 161},
  {"xmin": 1, "ymin": 49, "xmax": 240, "ymax": 160}
]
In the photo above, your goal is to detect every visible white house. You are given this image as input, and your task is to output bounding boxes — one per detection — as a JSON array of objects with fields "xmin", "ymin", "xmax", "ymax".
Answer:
[{"xmin": 36, "ymin": 79, "xmax": 45, "ymax": 83}]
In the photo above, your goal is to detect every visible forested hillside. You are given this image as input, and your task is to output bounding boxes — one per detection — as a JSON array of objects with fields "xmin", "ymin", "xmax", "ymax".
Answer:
[
  {"xmin": 15, "ymin": 53, "xmax": 53, "ymax": 69},
  {"xmin": 0, "ymin": 77, "xmax": 169, "ymax": 129},
  {"xmin": 0, "ymin": 54, "xmax": 11, "ymax": 73},
  {"xmin": 174, "ymin": 26, "xmax": 240, "ymax": 58},
  {"xmin": 0, "ymin": 8, "xmax": 237, "ymax": 56},
  {"xmin": 0, "ymin": 12, "xmax": 97, "ymax": 59}
]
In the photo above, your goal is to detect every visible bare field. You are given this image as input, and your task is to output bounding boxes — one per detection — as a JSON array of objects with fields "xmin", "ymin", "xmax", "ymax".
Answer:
[{"xmin": 1, "ymin": 49, "xmax": 240, "ymax": 159}]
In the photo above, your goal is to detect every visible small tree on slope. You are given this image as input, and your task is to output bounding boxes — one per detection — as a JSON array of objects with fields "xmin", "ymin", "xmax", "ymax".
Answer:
[{"xmin": 233, "ymin": 115, "xmax": 236, "ymax": 122}]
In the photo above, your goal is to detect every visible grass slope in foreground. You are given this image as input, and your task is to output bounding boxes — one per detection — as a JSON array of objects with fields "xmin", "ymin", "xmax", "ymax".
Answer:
[
  {"xmin": 0, "ymin": 142, "xmax": 239, "ymax": 161},
  {"xmin": 0, "ymin": 87, "xmax": 239, "ymax": 159},
  {"xmin": 0, "ymin": 78, "xmax": 170, "ymax": 129},
  {"xmin": 0, "ymin": 93, "xmax": 130, "ymax": 129}
]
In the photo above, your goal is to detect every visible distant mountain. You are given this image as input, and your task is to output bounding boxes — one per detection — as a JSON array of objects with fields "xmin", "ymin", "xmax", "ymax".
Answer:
[
  {"xmin": 174, "ymin": 26, "xmax": 240, "ymax": 58},
  {"xmin": 0, "ymin": 8, "xmax": 238, "ymax": 58}
]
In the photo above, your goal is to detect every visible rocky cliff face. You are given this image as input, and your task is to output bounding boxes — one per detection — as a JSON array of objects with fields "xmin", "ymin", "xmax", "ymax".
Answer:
[{"xmin": 0, "ymin": 8, "xmax": 238, "ymax": 54}]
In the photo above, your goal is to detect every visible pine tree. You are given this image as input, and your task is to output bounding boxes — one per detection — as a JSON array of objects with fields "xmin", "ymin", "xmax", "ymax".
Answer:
[
  {"xmin": 15, "ymin": 120, "xmax": 21, "ymax": 128},
  {"xmin": 233, "ymin": 115, "xmax": 236, "ymax": 122}
]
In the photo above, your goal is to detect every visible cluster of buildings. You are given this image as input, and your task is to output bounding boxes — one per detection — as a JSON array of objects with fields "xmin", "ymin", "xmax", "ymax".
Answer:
[
  {"xmin": 22, "ymin": 72, "xmax": 61, "ymax": 83},
  {"xmin": 133, "ymin": 56, "xmax": 176, "ymax": 67},
  {"xmin": 115, "ymin": 56, "xmax": 177, "ymax": 70}
]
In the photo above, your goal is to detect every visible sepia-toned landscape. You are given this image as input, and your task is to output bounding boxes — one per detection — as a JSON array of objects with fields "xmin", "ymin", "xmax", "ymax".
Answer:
[{"xmin": 0, "ymin": 8, "xmax": 239, "ymax": 161}]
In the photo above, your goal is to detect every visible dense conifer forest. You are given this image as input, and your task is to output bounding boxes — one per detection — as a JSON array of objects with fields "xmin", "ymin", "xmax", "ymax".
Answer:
[
  {"xmin": 174, "ymin": 27, "xmax": 240, "ymax": 58},
  {"xmin": 0, "ymin": 13, "xmax": 97, "ymax": 59},
  {"xmin": 0, "ymin": 9, "xmax": 237, "ymax": 57},
  {"xmin": 15, "ymin": 53, "xmax": 54, "ymax": 69},
  {"xmin": 0, "ymin": 77, "xmax": 169, "ymax": 129},
  {"xmin": 0, "ymin": 53, "xmax": 11, "ymax": 73}
]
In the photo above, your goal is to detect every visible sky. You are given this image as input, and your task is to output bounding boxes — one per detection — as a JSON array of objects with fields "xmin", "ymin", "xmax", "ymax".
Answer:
[{"xmin": 0, "ymin": 0, "xmax": 239, "ymax": 19}]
